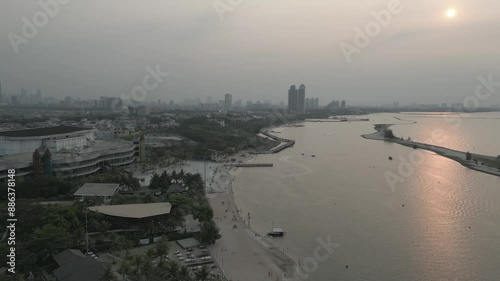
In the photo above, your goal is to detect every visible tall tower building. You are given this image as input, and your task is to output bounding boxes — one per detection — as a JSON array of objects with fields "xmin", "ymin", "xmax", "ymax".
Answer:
[
  {"xmin": 224, "ymin": 93, "xmax": 232, "ymax": 112},
  {"xmin": 297, "ymin": 84, "xmax": 306, "ymax": 114},
  {"xmin": 288, "ymin": 85, "xmax": 297, "ymax": 113}
]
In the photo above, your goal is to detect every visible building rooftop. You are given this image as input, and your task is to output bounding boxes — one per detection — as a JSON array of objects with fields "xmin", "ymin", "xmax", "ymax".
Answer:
[
  {"xmin": 74, "ymin": 183, "xmax": 120, "ymax": 197},
  {"xmin": 0, "ymin": 126, "xmax": 90, "ymax": 137},
  {"xmin": 176, "ymin": 238, "xmax": 200, "ymax": 249},
  {"xmin": 88, "ymin": 202, "xmax": 172, "ymax": 219},
  {"xmin": 53, "ymin": 249, "xmax": 110, "ymax": 281}
]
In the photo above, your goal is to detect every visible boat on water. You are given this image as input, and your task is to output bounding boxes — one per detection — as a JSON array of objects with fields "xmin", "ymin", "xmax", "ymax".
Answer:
[{"xmin": 267, "ymin": 228, "xmax": 285, "ymax": 237}]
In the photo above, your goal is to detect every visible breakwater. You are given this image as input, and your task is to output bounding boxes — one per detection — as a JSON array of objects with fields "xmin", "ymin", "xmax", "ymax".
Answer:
[{"xmin": 257, "ymin": 130, "xmax": 295, "ymax": 154}]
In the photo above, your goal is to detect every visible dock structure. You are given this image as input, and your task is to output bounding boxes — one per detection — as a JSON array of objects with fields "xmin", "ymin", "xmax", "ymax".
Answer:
[{"xmin": 227, "ymin": 163, "xmax": 273, "ymax": 167}]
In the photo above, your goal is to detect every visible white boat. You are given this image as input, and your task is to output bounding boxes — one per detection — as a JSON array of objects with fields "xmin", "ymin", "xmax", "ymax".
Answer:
[{"xmin": 267, "ymin": 228, "xmax": 285, "ymax": 237}]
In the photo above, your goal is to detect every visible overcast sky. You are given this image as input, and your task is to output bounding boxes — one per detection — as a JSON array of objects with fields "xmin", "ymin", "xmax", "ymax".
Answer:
[{"xmin": 1, "ymin": 0, "xmax": 500, "ymax": 106}]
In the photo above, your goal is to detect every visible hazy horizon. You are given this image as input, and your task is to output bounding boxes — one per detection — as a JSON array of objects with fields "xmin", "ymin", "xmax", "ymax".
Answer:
[{"xmin": 1, "ymin": 0, "xmax": 500, "ymax": 106}]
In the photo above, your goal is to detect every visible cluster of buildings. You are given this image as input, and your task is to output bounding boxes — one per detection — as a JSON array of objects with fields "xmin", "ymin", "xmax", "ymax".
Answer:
[
  {"xmin": 0, "ymin": 83, "xmax": 43, "ymax": 106},
  {"xmin": 327, "ymin": 100, "xmax": 347, "ymax": 110},
  {"xmin": 305, "ymin": 97, "xmax": 320, "ymax": 111}
]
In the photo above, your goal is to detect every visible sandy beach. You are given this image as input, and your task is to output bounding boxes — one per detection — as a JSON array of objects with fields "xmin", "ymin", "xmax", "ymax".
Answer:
[
  {"xmin": 205, "ymin": 155, "xmax": 299, "ymax": 281},
  {"xmin": 133, "ymin": 153, "xmax": 300, "ymax": 281}
]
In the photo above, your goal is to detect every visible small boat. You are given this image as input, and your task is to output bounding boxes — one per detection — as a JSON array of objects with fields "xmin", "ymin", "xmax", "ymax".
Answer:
[
  {"xmin": 267, "ymin": 228, "xmax": 285, "ymax": 237},
  {"xmin": 388, "ymin": 156, "xmax": 393, "ymax": 160},
  {"xmin": 311, "ymin": 155, "xmax": 316, "ymax": 157}
]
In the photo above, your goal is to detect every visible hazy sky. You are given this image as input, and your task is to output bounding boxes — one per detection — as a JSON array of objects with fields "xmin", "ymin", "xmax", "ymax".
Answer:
[{"xmin": 1, "ymin": 0, "xmax": 500, "ymax": 105}]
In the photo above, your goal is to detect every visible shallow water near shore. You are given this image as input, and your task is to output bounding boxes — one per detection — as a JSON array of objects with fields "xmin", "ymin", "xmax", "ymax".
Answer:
[{"xmin": 233, "ymin": 112, "xmax": 500, "ymax": 281}]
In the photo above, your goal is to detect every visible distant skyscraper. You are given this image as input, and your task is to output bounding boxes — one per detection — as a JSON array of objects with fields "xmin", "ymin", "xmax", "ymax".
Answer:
[
  {"xmin": 288, "ymin": 85, "xmax": 297, "ymax": 113},
  {"xmin": 224, "ymin": 93, "xmax": 232, "ymax": 112},
  {"xmin": 288, "ymin": 84, "xmax": 306, "ymax": 113},
  {"xmin": 297, "ymin": 84, "xmax": 305, "ymax": 113},
  {"xmin": 341, "ymin": 100, "xmax": 346, "ymax": 109}
]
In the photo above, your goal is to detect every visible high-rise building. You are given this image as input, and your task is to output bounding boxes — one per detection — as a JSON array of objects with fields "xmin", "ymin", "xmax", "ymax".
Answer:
[
  {"xmin": 288, "ymin": 84, "xmax": 306, "ymax": 113},
  {"xmin": 224, "ymin": 93, "xmax": 232, "ymax": 112},
  {"xmin": 288, "ymin": 85, "xmax": 297, "ymax": 113},
  {"xmin": 341, "ymin": 100, "xmax": 346, "ymax": 109},
  {"xmin": 297, "ymin": 84, "xmax": 305, "ymax": 113},
  {"xmin": 305, "ymin": 97, "xmax": 320, "ymax": 111}
]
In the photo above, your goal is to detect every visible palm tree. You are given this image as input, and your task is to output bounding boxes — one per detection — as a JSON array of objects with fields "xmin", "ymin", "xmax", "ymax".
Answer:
[
  {"xmin": 178, "ymin": 169, "xmax": 186, "ymax": 181},
  {"xmin": 195, "ymin": 266, "xmax": 210, "ymax": 281},
  {"xmin": 164, "ymin": 260, "xmax": 180, "ymax": 279},
  {"xmin": 178, "ymin": 266, "xmax": 192, "ymax": 281},
  {"xmin": 155, "ymin": 235, "xmax": 170, "ymax": 266},
  {"xmin": 100, "ymin": 267, "xmax": 117, "ymax": 281},
  {"xmin": 171, "ymin": 170, "xmax": 178, "ymax": 181},
  {"xmin": 129, "ymin": 254, "xmax": 143, "ymax": 277},
  {"xmin": 140, "ymin": 254, "xmax": 154, "ymax": 280},
  {"xmin": 117, "ymin": 260, "xmax": 132, "ymax": 279}
]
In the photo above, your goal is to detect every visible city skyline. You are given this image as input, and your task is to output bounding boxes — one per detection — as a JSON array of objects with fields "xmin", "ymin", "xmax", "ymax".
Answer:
[{"xmin": 2, "ymin": 1, "xmax": 500, "ymax": 106}]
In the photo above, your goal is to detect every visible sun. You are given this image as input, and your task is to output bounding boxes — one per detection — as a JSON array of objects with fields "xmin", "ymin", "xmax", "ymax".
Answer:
[{"xmin": 446, "ymin": 8, "xmax": 457, "ymax": 18}]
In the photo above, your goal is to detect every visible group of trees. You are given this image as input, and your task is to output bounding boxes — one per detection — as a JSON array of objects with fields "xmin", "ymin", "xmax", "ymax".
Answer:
[
  {"xmin": 83, "ymin": 169, "xmax": 140, "ymax": 191},
  {"xmin": 0, "ymin": 202, "xmax": 90, "ymax": 274},
  {"xmin": 0, "ymin": 153, "xmax": 222, "ymax": 279},
  {"xmin": 143, "ymin": 114, "xmax": 285, "ymax": 163},
  {"xmin": 384, "ymin": 129, "xmax": 396, "ymax": 139},
  {"xmin": 148, "ymin": 170, "xmax": 220, "ymax": 243},
  {"xmin": 0, "ymin": 168, "xmax": 140, "ymax": 201},
  {"xmin": 0, "ymin": 177, "xmax": 76, "ymax": 200}
]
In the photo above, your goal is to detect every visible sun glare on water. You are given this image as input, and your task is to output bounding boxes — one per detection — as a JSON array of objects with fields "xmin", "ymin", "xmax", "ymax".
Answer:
[{"xmin": 446, "ymin": 8, "xmax": 457, "ymax": 18}]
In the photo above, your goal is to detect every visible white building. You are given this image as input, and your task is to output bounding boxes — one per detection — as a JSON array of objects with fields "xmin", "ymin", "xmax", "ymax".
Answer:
[
  {"xmin": 0, "ymin": 126, "xmax": 137, "ymax": 181},
  {"xmin": 0, "ymin": 126, "xmax": 96, "ymax": 156}
]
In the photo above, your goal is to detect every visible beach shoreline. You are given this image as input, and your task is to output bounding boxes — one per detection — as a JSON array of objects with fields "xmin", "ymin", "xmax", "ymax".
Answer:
[
  {"xmin": 139, "ymin": 145, "xmax": 299, "ymax": 280},
  {"xmin": 205, "ymin": 150, "xmax": 299, "ymax": 281}
]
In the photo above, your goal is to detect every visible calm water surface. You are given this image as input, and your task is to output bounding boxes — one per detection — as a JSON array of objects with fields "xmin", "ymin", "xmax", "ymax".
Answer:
[{"xmin": 233, "ymin": 112, "xmax": 500, "ymax": 281}]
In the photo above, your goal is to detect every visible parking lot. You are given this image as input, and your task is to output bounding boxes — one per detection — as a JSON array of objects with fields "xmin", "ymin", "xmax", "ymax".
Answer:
[{"xmin": 167, "ymin": 242, "xmax": 225, "ymax": 279}]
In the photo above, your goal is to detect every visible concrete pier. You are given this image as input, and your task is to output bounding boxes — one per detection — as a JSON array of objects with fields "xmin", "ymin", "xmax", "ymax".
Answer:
[{"xmin": 226, "ymin": 163, "xmax": 273, "ymax": 167}]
